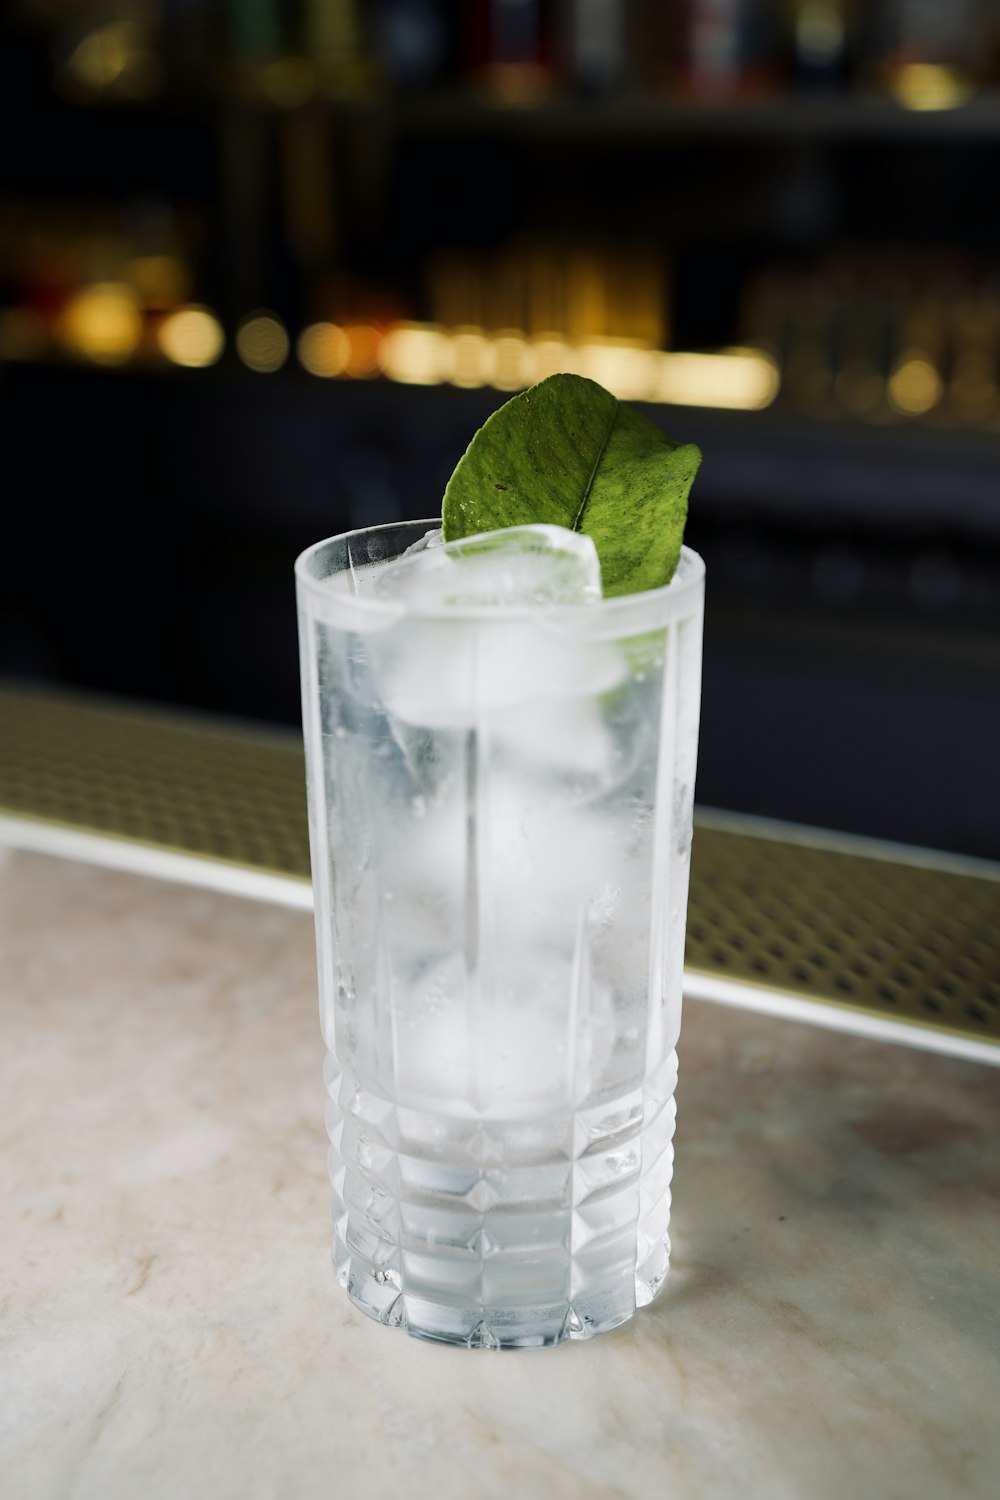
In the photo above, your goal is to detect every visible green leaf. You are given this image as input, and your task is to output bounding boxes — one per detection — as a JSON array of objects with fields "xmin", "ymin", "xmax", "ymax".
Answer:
[{"xmin": 441, "ymin": 373, "xmax": 701, "ymax": 597}]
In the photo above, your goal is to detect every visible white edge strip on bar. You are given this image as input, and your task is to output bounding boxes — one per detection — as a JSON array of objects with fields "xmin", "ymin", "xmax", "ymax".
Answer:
[
  {"xmin": 685, "ymin": 970, "xmax": 1000, "ymax": 1069},
  {"xmin": 0, "ymin": 816, "xmax": 314, "ymax": 912},
  {"xmin": 695, "ymin": 804, "xmax": 1000, "ymax": 882},
  {"xmin": 2, "ymin": 811, "xmax": 996, "ymax": 1068}
]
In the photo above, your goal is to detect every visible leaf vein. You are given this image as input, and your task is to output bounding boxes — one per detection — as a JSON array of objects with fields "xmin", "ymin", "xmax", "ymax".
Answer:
[{"xmin": 571, "ymin": 401, "xmax": 618, "ymax": 535}]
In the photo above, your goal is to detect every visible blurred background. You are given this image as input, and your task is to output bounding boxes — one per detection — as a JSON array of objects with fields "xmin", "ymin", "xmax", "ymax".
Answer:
[{"xmin": 2, "ymin": 0, "xmax": 999, "ymax": 858}]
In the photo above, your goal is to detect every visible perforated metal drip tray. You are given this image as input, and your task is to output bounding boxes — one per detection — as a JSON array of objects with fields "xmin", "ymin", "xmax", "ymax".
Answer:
[
  {"xmin": 686, "ymin": 819, "xmax": 999, "ymax": 1053},
  {"xmin": 2, "ymin": 683, "xmax": 998, "ymax": 1057}
]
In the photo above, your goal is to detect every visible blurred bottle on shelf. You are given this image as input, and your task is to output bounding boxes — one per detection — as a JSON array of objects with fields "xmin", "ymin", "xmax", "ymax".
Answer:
[
  {"xmin": 740, "ymin": 247, "xmax": 1000, "ymax": 430},
  {"xmin": 666, "ymin": 0, "xmax": 788, "ymax": 100},
  {"xmin": 555, "ymin": 0, "xmax": 627, "ymax": 92},
  {"xmin": 463, "ymin": 0, "xmax": 555, "ymax": 100},
  {"xmin": 22, "ymin": 0, "xmax": 1000, "ymax": 104},
  {"xmin": 887, "ymin": 291, "xmax": 950, "ymax": 420},
  {"xmin": 830, "ymin": 253, "xmax": 892, "ymax": 421},
  {"xmin": 779, "ymin": 267, "xmax": 839, "ymax": 418},
  {"xmin": 279, "ymin": 108, "xmax": 336, "ymax": 288},
  {"xmin": 163, "ymin": 0, "xmax": 216, "ymax": 92},
  {"xmin": 425, "ymin": 237, "xmax": 669, "ymax": 345},
  {"xmin": 858, "ymin": 0, "xmax": 989, "ymax": 106},
  {"xmin": 220, "ymin": 0, "xmax": 372, "ymax": 99},
  {"xmin": 790, "ymin": 0, "xmax": 851, "ymax": 91},
  {"xmin": 990, "ymin": 1, "xmax": 1000, "ymax": 80},
  {"xmin": 224, "ymin": 0, "xmax": 280, "ymax": 64},
  {"xmin": 302, "ymin": 0, "xmax": 373, "ymax": 96},
  {"xmin": 949, "ymin": 290, "xmax": 1000, "ymax": 426},
  {"xmin": 368, "ymin": 0, "xmax": 454, "ymax": 89}
]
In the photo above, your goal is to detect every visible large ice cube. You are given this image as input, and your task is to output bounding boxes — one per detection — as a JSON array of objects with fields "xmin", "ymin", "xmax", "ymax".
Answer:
[
  {"xmin": 375, "ymin": 524, "xmax": 603, "ymax": 610},
  {"xmin": 368, "ymin": 526, "xmax": 622, "ymax": 729}
]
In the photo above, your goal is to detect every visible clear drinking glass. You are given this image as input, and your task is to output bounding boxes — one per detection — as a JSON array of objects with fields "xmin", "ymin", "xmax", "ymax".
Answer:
[{"xmin": 296, "ymin": 520, "xmax": 705, "ymax": 1348}]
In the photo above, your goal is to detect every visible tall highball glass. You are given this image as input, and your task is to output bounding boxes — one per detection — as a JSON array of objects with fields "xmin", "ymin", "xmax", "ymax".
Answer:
[{"xmin": 296, "ymin": 520, "xmax": 704, "ymax": 1348}]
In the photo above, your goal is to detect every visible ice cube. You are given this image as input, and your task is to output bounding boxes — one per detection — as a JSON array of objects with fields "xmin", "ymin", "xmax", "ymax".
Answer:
[
  {"xmin": 372, "ymin": 614, "xmax": 625, "ymax": 729},
  {"xmin": 398, "ymin": 526, "xmax": 444, "ymax": 559},
  {"xmin": 494, "ymin": 697, "xmax": 621, "ymax": 787},
  {"xmin": 367, "ymin": 525, "xmax": 621, "ymax": 729},
  {"xmin": 374, "ymin": 524, "xmax": 603, "ymax": 610}
]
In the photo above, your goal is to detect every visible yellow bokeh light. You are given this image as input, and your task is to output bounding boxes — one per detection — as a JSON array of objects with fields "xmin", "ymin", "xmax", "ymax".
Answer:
[
  {"xmin": 654, "ymin": 348, "xmax": 780, "ymax": 410},
  {"xmin": 888, "ymin": 355, "xmax": 943, "ymax": 415},
  {"xmin": 157, "ymin": 306, "xmax": 225, "ymax": 368},
  {"xmin": 531, "ymin": 336, "xmax": 575, "ymax": 380},
  {"xmin": 490, "ymin": 330, "xmax": 535, "ymax": 392},
  {"xmin": 796, "ymin": 1, "xmax": 845, "ymax": 63},
  {"xmin": 59, "ymin": 282, "xmax": 142, "ymax": 364},
  {"xmin": 449, "ymin": 327, "xmax": 495, "ymax": 389},
  {"xmin": 65, "ymin": 21, "xmax": 159, "ymax": 100},
  {"xmin": 377, "ymin": 324, "xmax": 450, "ymax": 385},
  {"xmin": 579, "ymin": 340, "xmax": 658, "ymax": 402},
  {"xmin": 298, "ymin": 322, "xmax": 351, "ymax": 378},
  {"xmin": 891, "ymin": 64, "xmax": 973, "ymax": 113},
  {"xmin": 68, "ymin": 24, "xmax": 132, "ymax": 90},
  {"xmin": 343, "ymin": 324, "xmax": 383, "ymax": 379},
  {"xmin": 368, "ymin": 325, "xmax": 781, "ymax": 412},
  {"xmin": 236, "ymin": 312, "xmax": 289, "ymax": 373}
]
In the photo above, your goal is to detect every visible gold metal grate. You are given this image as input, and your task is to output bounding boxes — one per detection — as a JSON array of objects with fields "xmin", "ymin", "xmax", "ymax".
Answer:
[
  {"xmin": 0, "ymin": 685, "xmax": 309, "ymax": 880},
  {"xmin": 1, "ymin": 684, "xmax": 997, "ymax": 1052},
  {"xmin": 686, "ymin": 824, "xmax": 1000, "ymax": 1049}
]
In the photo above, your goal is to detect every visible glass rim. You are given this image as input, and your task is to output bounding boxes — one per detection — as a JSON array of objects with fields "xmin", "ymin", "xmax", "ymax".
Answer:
[{"xmin": 295, "ymin": 518, "xmax": 705, "ymax": 625}]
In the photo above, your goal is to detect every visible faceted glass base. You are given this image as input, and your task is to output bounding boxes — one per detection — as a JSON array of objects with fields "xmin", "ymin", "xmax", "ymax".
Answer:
[
  {"xmin": 336, "ymin": 1239, "xmax": 670, "ymax": 1348},
  {"xmin": 324, "ymin": 1048, "xmax": 678, "ymax": 1349}
]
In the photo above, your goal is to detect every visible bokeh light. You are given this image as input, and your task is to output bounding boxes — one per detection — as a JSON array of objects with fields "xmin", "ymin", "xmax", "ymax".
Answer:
[
  {"xmin": 579, "ymin": 340, "xmax": 658, "ymax": 402},
  {"xmin": 891, "ymin": 64, "xmax": 973, "ymax": 113},
  {"xmin": 157, "ymin": 306, "xmax": 225, "ymax": 368},
  {"xmin": 491, "ymin": 331, "xmax": 535, "ymax": 391},
  {"xmin": 377, "ymin": 324, "xmax": 449, "ymax": 385},
  {"xmin": 531, "ymin": 337, "xmax": 575, "ymax": 381},
  {"xmin": 298, "ymin": 323, "xmax": 351, "ymax": 378},
  {"xmin": 450, "ymin": 327, "xmax": 495, "ymax": 388},
  {"xmin": 888, "ymin": 354, "xmax": 943, "ymax": 416},
  {"xmin": 654, "ymin": 348, "xmax": 781, "ymax": 410},
  {"xmin": 342, "ymin": 324, "xmax": 383, "ymax": 379},
  {"xmin": 236, "ymin": 312, "xmax": 289, "ymax": 373},
  {"xmin": 58, "ymin": 283, "xmax": 142, "ymax": 364}
]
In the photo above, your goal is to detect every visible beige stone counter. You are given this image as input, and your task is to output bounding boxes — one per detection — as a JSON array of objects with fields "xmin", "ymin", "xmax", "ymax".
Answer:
[{"xmin": 2, "ymin": 848, "xmax": 998, "ymax": 1499}]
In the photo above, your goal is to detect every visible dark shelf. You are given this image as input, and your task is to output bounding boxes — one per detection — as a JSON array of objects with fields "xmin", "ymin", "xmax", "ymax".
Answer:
[
  {"xmin": 1, "ymin": 354, "xmax": 997, "ymax": 524},
  {"xmin": 342, "ymin": 90, "xmax": 1000, "ymax": 144},
  {"xmin": 47, "ymin": 86, "xmax": 1000, "ymax": 144},
  {"xmin": 655, "ymin": 407, "xmax": 1000, "ymax": 540},
  {"xmin": 2, "ymin": 355, "xmax": 996, "ymax": 536}
]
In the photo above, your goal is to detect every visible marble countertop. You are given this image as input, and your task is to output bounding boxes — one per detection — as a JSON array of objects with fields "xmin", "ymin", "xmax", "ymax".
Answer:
[{"xmin": 2, "ymin": 847, "xmax": 998, "ymax": 1500}]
